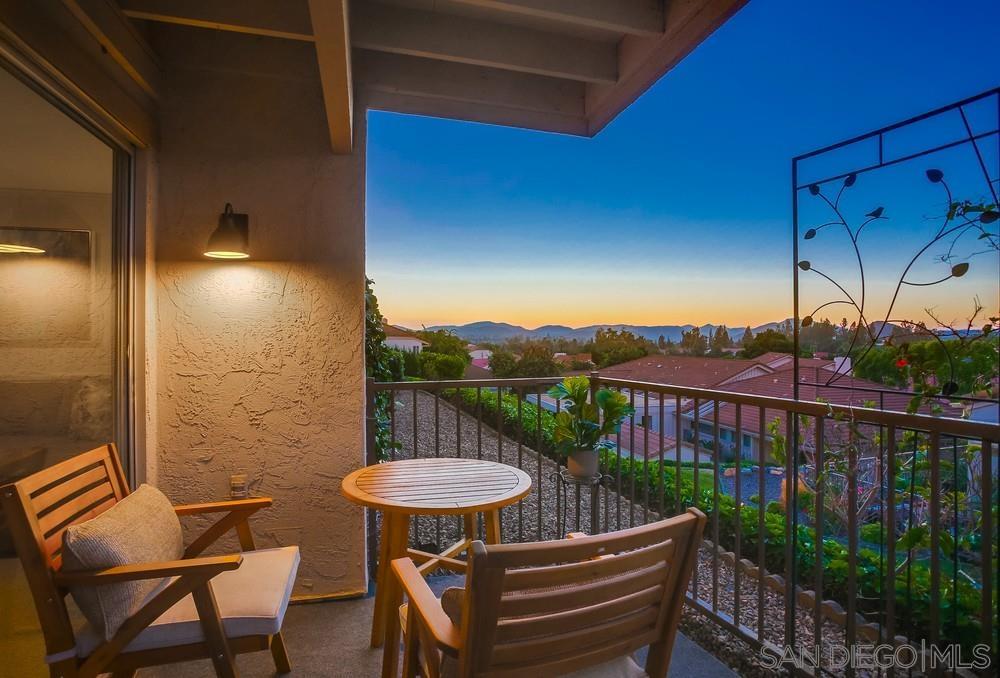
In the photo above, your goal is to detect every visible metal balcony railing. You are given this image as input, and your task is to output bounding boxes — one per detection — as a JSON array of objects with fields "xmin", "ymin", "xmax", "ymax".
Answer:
[{"xmin": 365, "ymin": 374, "xmax": 999, "ymax": 674}]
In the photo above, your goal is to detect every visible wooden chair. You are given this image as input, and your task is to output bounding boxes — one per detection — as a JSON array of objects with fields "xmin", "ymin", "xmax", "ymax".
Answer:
[
  {"xmin": 392, "ymin": 507, "xmax": 707, "ymax": 678},
  {"xmin": 0, "ymin": 444, "xmax": 298, "ymax": 678}
]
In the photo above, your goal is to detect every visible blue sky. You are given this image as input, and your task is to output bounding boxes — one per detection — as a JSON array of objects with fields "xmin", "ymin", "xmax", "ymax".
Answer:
[{"xmin": 366, "ymin": 0, "xmax": 999, "ymax": 329}]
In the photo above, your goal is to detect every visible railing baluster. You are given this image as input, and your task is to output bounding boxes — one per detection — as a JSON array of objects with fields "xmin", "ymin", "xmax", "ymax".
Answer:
[
  {"xmin": 675, "ymin": 395, "xmax": 682, "ymax": 514},
  {"xmin": 616, "ymin": 387, "xmax": 623, "ymax": 530},
  {"xmin": 389, "ymin": 389, "xmax": 397, "ymax": 461},
  {"xmin": 734, "ymin": 404, "xmax": 742, "ymax": 630},
  {"xmin": 476, "ymin": 386, "xmax": 483, "ymax": 460},
  {"xmin": 784, "ymin": 411, "xmax": 796, "ymax": 654},
  {"xmin": 813, "ymin": 415, "xmax": 824, "ymax": 672},
  {"xmin": 758, "ymin": 405, "xmax": 766, "ymax": 645},
  {"xmin": 412, "ymin": 389, "xmax": 419, "ymax": 548},
  {"xmin": 846, "ymin": 421, "xmax": 857, "ymax": 678},
  {"xmin": 517, "ymin": 389, "xmax": 524, "ymax": 542},
  {"xmin": 712, "ymin": 400, "xmax": 720, "ymax": 613},
  {"xmin": 885, "ymin": 425, "xmax": 896, "ymax": 678},
  {"xmin": 629, "ymin": 388, "xmax": 636, "ymax": 528},
  {"xmin": 982, "ymin": 438, "xmax": 994, "ymax": 653},
  {"xmin": 455, "ymin": 386, "xmax": 463, "ymax": 540},
  {"xmin": 928, "ymin": 430, "xmax": 941, "ymax": 657},
  {"xmin": 659, "ymin": 391, "xmax": 666, "ymax": 521},
  {"xmin": 434, "ymin": 389, "xmax": 441, "ymax": 552},
  {"xmin": 536, "ymin": 385, "xmax": 543, "ymax": 541},
  {"xmin": 643, "ymin": 389, "xmax": 650, "ymax": 525},
  {"xmin": 692, "ymin": 397, "xmax": 700, "ymax": 599}
]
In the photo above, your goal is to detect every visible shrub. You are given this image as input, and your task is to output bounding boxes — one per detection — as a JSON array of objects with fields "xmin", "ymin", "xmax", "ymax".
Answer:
[{"xmin": 420, "ymin": 352, "xmax": 466, "ymax": 380}]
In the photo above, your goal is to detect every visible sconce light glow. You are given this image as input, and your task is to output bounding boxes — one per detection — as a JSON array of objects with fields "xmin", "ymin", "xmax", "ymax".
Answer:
[
  {"xmin": 0, "ymin": 243, "xmax": 45, "ymax": 254},
  {"xmin": 204, "ymin": 203, "xmax": 249, "ymax": 259}
]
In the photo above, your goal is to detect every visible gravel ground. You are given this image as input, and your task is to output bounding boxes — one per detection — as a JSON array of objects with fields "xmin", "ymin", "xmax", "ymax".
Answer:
[{"xmin": 378, "ymin": 390, "xmax": 869, "ymax": 677}]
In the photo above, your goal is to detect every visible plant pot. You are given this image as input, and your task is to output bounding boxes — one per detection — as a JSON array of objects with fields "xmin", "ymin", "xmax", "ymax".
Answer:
[{"xmin": 567, "ymin": 448, "xmax": 599, "ymax": 479}]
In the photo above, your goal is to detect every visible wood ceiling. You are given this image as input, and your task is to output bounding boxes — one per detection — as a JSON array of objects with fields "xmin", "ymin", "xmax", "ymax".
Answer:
[{"xmin": 6, "ymin": 0, "xmax": 748, "ymax": 154}]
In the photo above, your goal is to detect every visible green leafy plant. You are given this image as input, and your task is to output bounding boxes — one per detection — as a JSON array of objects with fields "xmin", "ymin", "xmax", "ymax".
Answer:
[{"xmin": 547, "ymin": 376, "xmax": 634, "ymax": 455}]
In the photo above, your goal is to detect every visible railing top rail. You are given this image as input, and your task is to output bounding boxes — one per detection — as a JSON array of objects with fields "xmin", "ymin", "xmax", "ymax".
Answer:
[
  {"xmin": 594, "ymin": 376, "xmax": 1000, "ymax": 440},
  {"xmin": 369, "ymin": 375, "xmax": 999, "ymax": 439},
  {"xmin": 369, "ymin": 376, "xmax": 564, "ymax": 392}
]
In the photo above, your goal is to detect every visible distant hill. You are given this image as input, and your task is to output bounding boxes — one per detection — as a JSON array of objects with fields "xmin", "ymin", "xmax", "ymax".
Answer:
[{"xmin": 426, "ymin": 320, "xmax": 795, "ymax": 344}]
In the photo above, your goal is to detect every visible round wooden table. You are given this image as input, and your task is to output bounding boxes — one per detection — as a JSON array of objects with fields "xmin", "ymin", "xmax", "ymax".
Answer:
[{"xmin": 341, "ymin": 458, "xmax": 531, "ymax": 678}]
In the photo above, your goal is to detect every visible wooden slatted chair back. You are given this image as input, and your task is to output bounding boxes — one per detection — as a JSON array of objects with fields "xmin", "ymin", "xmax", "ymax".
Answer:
[
  {"xmin": 458, "ymin": 508, "xmax": 706, "ymax": 678},
  {"xmin": 1, "ymin": 444, "xmax": 130, "ymax": 665}
]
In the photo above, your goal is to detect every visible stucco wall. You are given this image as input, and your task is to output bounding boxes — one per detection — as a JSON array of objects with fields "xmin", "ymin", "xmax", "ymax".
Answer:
[{"xmin": 151, "ymin": 26, "xmax": 367, "ymax": 597}]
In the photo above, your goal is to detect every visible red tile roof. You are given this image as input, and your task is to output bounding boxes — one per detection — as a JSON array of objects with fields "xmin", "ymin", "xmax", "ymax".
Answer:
[
  {"xmin": 693, "ymin": 370, "xmax": 925, "ymax": 434},
  {"xmin": 554, "ymin": 353, "xmax": 593, "ymax": 365},
  {"xmin": 600, "ymin": 355, "xmax": 772, "ymax": 388},
  {"xmin": 383, "ymin": 322, "xmax": 427, "ymax": 342},
  {"xmin": 608, "ymin": 422, "xmax": 679, "ymax": 460}
]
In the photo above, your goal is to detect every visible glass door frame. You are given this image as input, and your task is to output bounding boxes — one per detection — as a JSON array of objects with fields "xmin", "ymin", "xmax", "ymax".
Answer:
[{"xmin": 0, "ymin": 56, "xmax": 137, "ymax": 485}]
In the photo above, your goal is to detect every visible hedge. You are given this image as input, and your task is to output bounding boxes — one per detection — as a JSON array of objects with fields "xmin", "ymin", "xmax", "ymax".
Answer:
[{"xmin": 441, "ymin": 386, "xmax": 996, "ymax": 652}]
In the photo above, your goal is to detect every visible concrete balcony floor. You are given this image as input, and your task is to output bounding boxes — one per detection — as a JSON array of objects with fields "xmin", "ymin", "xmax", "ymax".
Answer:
[{"xmin": 3, "ymin": 560, "xmax": 735, "ymax": 677}]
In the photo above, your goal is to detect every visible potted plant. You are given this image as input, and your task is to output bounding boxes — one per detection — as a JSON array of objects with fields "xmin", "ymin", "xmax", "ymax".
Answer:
[{"xmin": 548, "ymin": 376, "xmax": 634, "ymax": 479}]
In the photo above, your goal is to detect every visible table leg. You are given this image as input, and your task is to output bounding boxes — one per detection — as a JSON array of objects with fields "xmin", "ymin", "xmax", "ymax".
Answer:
[
  {"xmin": 484, "ymin": 509, "xmax": 502, "ymax": 544},
  {"xmin": 379, "ymin": 512, "xmax": 410, "ymax": 678},
  {"xmin": 463, "ymin": 513, "xmax": 476, "ymax": 541}
]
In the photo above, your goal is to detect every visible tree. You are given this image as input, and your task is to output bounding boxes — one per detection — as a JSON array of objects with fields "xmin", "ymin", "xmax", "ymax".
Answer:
[
  {"xmin": 591, "ymin": 328, "xmax": 655, "ymax": 368},
  {"xmin": 741, "ymin": 325, "xmax": 754, "ymax": 347},
  {"xmin": 800, "ymin": 317, "xmax": 839, "ymax": 354},
  {"xmin": 420, "ymin": 352, "xmax": 467, "ymax": 380},
  {"xmin": 680, "ymin": 327, "xmax": 708, "ymax": 356},
  {"xmin": 710, "ymin": 326, "xmax": 732, "ymax": 355},
  {"xmin": 657, "ymin": 334, "xmax": 667, "ymax": 350},
  {"xmin": 512, "ymin": 344, "xmax": 562, "ymax": 377},
  {"xmin": 416, "ymin": 329, "xmax": 470, "ymax": 361},
  {"xmin": 740, "ymin": 329, "xmax": 794, "ymax": 358},
  {"xmin": 488, "ymin": 349, "xmax": 518, "ymax": 378},
  {"xmin": 365, "ymin": 278, "xmax": 402, "ymax": 460}
]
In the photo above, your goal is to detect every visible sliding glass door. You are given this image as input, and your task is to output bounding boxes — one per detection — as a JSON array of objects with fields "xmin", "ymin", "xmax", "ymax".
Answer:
[{"xmin": 0, "ymin": 65, "xmax": 131, "ymax": 556}]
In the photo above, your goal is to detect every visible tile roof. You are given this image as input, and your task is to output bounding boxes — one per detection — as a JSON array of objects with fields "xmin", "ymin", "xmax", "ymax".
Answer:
[
  {"xmin": 692, "ymin": 370, "xmax": 926, "ymax": 434},
  {"xmin": 599, "ymin": 355, "xmax": 772, "ymax": 388},
  {"xmin": 608, "ymin": 421, "xmax": 679, "ymax": 460},
  {"xmin": 382, "ymin": 322, "xmax": 427, "ymax": 342}
]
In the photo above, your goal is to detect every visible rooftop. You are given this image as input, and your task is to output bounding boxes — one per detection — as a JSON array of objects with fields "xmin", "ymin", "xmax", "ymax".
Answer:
[{"xmin": 600, "ymin": 355, "xmax": 772, "ymax": 388}]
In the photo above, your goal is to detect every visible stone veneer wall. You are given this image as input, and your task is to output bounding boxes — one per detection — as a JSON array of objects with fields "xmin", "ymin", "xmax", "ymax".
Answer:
[{"xmin": 150, "ymin": 25, "xmax": 367, "ymax": 597}]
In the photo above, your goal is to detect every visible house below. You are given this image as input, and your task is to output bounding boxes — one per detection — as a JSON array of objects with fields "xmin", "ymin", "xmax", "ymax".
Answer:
[
  {"xmin": 383, "ymin": 322, "xmax": 428, "ymax": 353},
  {"xmin": 468, "ymin": 345, "xmax": 493, "ymax": 361}
]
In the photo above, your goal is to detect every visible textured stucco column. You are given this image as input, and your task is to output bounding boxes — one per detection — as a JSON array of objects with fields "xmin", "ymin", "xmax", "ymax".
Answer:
[{"xmin": 150, "ymin": 26, "xmax": 367, "ymax": 597}]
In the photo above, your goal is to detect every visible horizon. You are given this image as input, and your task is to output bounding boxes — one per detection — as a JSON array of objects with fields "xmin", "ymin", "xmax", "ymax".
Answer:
[{"xmin": 366, "ymin": 0, "xmax": 999, "ymax": 329}]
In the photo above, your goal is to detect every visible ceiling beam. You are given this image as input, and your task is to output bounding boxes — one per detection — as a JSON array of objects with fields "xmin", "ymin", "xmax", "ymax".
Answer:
[
  {"xmin": 119, "ymin": 0, "xmax": 314, "ymax": 42},
  {"xmin": 308, "ymin": 0, "xmax": 353, "ymax": 154},
  {"xmin": 61, "ymin": 0, "xmax": 160, "ymax": 98},
  {"xmin": 447, "ymin": 0, "xmax": 664, "ymax": 37},
  {"xmin": 355, "ymin": 50, "xmax": 584, "ymax": 117},
  {"xmin": 352, "ymin": 2, "xmax": 617, "ymax": 85},
  {"xmin": 366, "ymin": 89, "xmax": 588, "ymax": 137}
]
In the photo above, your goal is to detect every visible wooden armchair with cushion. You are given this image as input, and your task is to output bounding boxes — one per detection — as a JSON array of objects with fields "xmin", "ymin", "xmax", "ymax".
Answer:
[
  {"xmin": 0, "ymin": 444, "xmax": 299, "ymax": 678},
  {"xmin": 392, "ymin": 507, "xmax": 706, "ymax": 678}
]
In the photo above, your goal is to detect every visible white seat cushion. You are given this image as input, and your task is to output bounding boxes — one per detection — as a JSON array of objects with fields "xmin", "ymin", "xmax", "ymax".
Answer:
[{"xmin": 75, "ymin": 546, "xmax": 299, "ymax": 656}]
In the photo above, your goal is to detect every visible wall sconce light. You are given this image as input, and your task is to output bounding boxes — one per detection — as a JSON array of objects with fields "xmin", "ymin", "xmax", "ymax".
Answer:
[{"xmin": 204, "ymin": 203, "xmax": 249, "ymax": 259}]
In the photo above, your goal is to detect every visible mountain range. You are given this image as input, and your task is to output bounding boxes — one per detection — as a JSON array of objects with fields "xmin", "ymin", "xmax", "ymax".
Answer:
[{"xmin": 424, "ymin": 320, "xmax": 793, "ymax": 344}]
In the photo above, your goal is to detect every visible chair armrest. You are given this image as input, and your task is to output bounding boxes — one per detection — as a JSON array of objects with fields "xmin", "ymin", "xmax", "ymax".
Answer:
[
  {"xmin": 174, "ymin": 497, "xmax": 272, "ymax": 516},
  {"xmin": 55, "ymin": 554, "xmax": 243, "ymax": 586},
  {"xmin": 392, "ymin": 557, "xmax": 462, "ymax": 652}
]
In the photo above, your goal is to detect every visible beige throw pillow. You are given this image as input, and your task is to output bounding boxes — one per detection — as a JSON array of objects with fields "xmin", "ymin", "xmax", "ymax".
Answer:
[{"xmin": 62, "ymin": 484, "xmax": 184, "ymax": 640}]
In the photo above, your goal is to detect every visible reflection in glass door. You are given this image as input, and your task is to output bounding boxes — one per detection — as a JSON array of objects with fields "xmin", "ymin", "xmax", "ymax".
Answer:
[{"xmin": 0, "ymin": 66, "xmax": 129, "ymax": 557}]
